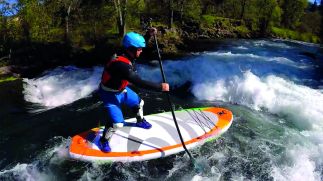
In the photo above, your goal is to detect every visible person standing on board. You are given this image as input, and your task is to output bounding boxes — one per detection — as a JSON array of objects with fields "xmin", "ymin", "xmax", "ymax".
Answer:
[{"xmin": 98, "ymin": 29, "xmax": 169, "ymax": 152}]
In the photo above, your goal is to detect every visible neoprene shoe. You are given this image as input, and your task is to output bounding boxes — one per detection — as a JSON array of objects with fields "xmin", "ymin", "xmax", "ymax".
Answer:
[
  {"xmin": 99, "ymin": 139, "xmax": 111, "ymax": 153},
  {"xmin": 136, "ymin": 118, "xmax": 152, "ymax": 129}
]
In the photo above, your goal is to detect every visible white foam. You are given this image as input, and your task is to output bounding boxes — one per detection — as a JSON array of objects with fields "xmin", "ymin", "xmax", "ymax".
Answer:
[
  {"xmin": 22, "ymin": 47, "xmax": 308, "ymax": 109},
  {"xmin": 77, "ymin": 164, "xmax": 105, "ymax": 181},
  {"xmin": 139, "ymin": 52, "xmax": 323, "ymax": 131},
  {"xmin": 205, "ymin": 51, "xmax": 261, "ymax": 59},
  {"xmin": 23, "ymin": 66, "xmax": 102, "ymax": 108},
  {"xmin": 189, "ymin": 71, "xmax": 323, "ymax": 180},
  {"xmin": 0, "ymin": 137, "xmax": 72, "ymax": 180},
  {"xmin": 0, "ymin": 163, "xmax": 52, "ymax": 181},
  {"xmin": 253, "ymin": 40, "xmax": 292, "ymax": 49},
  {"xmin": 236, "ymin": 46, "xmax": 248, "ymax": 50},
  {"xmin": 271, "ymin": 145, "xmax": 322, "ymax": 181},
  {"xmin": 191, "ymin": 71, "xmax": 323, "ymax": 129},
  {"xmin": 275, "ymin": 38, "xmax": 320, "ymax": 48},
  {"xmin": 138, "ymin": 48, "xmax": 323, "ymax": 180},
  {"xmin": 214, "ymin": 52, "xmax": 303, "ymax": 68}
]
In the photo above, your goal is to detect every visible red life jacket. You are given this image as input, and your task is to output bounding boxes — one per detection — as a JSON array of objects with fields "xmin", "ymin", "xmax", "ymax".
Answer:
[{"xmin": 101, "ymin": 56, "xmax": 132, "ymax": 91}]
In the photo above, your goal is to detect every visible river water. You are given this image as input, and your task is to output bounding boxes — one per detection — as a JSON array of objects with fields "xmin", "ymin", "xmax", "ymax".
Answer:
[{"xmin": 0, "ymin": 39, "xmax": 322, "ymax": 181}]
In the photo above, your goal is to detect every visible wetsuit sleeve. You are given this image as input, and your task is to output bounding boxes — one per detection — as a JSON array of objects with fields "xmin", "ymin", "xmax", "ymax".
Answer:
[
  {"xmin": 110, "ymin": 62, "xmax": 162, "ymax": 91},
  {"xmin": 127, "ymin": 71, "xmax": 162, "ymax": 91}
]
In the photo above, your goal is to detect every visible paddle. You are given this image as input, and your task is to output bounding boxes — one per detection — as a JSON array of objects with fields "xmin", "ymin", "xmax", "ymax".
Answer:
[{"xmin": 147, "ymin": 21, "xmax": 195, "ymax": 164}]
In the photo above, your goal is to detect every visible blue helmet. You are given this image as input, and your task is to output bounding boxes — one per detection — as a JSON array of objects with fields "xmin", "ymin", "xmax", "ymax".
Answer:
[{"xmin": 122, "ymin": 32, "xmax": 146, "ymax": 48}]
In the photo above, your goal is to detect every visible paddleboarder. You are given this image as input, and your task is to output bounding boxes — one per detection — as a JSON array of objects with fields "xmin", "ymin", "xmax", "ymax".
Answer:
[{"xmin": 98, "ymin": 29, "xmax": 169, "ymax": 152}]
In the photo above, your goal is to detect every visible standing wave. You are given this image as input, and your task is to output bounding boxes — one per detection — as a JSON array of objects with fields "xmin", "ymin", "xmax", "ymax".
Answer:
[{"xmin": 23, "ymin": 66, "xmax": 102, "ymax": 108}]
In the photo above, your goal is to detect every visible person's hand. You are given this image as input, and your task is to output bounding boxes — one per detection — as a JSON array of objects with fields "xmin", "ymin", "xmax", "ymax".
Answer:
[
  {"xmin": 147, "ymin": 27, "xmax": 157, "ymax": 36},
  {"xmin": 161, "ymin": 83, "xmax": 169, "ymax": 92}
]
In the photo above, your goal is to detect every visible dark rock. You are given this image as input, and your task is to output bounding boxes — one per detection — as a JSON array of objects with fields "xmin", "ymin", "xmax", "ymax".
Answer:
[{"xmin": 300, "ymin": 51, "xmax": 317, "ymax": 60}]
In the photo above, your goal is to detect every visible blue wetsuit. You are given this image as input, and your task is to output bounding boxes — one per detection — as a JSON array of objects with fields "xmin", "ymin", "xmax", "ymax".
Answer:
[{"xmin": 99, "ymin": 54, "xmax": 161, "ymax": 128}]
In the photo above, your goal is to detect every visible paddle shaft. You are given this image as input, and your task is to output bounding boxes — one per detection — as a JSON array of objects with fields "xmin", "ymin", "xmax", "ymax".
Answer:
[{"xmin": 152, "ymin": 34, "xmax": 194, "ymax": 161}]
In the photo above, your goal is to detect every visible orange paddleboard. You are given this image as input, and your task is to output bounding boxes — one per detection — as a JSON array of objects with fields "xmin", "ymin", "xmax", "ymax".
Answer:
[{"xmin": 69, "ymin": 107, "xmax": 233, "ymax": 162}]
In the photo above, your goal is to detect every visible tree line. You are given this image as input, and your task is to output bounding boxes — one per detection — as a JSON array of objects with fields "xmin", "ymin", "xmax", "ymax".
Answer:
[{"xmin": 0, "ymin": 0, "xmax": 322, "ymax": 61}]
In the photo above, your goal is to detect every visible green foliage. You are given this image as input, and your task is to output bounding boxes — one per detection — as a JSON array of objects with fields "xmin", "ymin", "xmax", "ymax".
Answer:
[
  {"xmin": 182, "ymin": 0, "xmax": 202, "ymax": 21},
  {"xmin": 0, "ymin": 57, "xmax": 9, "ymax": 66},
  {"xmin": 0, "ymin": 0, "xmax": 321, "ymax": 59},
  {"xmin": 272, "ymin": 27, "xmax": 288, "ymax": 38},
  {"xmin": 221, "ymin": 0, "xmax": 242, "ymax": 19},
  {"xmin": 163, "ymin": 30, "xmax": 181, "ymax": 42},
  {"xmin": 0, "ymin": 76, "xmax": 17, "ymax": 83},
  {"xmin": 19, "ymin": 0, "xmax": 52, "ymax": 41},
  {"xmin": 159, "ymin": 29, "xmax": 182, "ymax": 54},
  {"xmin": 1, "ymin": 1, "xmax": 21, "ymax": 55},
  {"xmin": 200, "ymin": 14, "xmax": 251, "ymax": 38},
  {"xmin": 271, "ymin": 5, "xmax": 282, "ymax": 27},
  {"xmin": 201, "ymin": 15, "xmax": 242, "ymax": 30},
  {"xmin": 47, "ymin": 28, "xmax": 64, "ymax": 42},
  {"xmin": 299, "ymin": 11, "xmax": 321, "ymax": 34},
  {"xmin": 234, "ymin": 25, "xmax": 250, "ymax": 36},
  {"xmin": 271, "ymin": 27, "xmax": 320, "ymax": 43},
  {"xmin": 126, "ymin": 14, "xmax": 141, "ymax": 32},
  {"xmin": 215, "ymin": 17, "xmax": 232, "ymax": 30},
  {"xmin": 253, "ymin": 0, "xmax": 280, "ymax": 34},
  {"xmin": 127, "ymin": 0, "xmax": 145, "ymax": 18},
  {"xmin": 281, "ymin": 0, "xmax": 308, "ymax": 29},
  {"xmin": 310, "ymin": 35, "xmax": 319, "ymax": 44},
  {"xmin": 201, "ymin": 15, "xmax": 216, "ymax": 27},
  {"xmin": 272, "ymin": 27, "xmax": 300, "ymax": 39}
]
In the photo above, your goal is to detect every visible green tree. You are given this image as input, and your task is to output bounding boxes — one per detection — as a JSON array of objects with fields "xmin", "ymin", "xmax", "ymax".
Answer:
[
  {"xmin": 241, "ymin": 0, "xmax": 281, "ymax": 33},
  {"xmin": 200, "ymin": 0, "xmax": 224, "ymax": 15},
  {"xmin": 77, "ymin": 0, "xmax": 116, "ymax": 44},
  {"xmin": 0, "ymin": 0, "xmax": 320, "ymax": 54},
  {"xmin": 1, "ymin": 0, "xmax": 19, "ymax": 54},
  {"xmin": 41, "ymin": 0, "xmax": 81, "ymax": 43},
  {"xmin": 127, "ymin": 0, "xmax": 145, "ymax": 31},
  {"xmin": 255, "ymin": 0, "xmax": 280, "ymax": 35},
  {"xmin": 61, "ymin": 0, "xmax": 80, "ymax": 43},
  {"xmin": 1, "ymin": 0, "xmax": 10, "ymax": 48},
  {"xmin": 240, "ymin": 0, "xmax": 248, "ymax": 19},
  {"xmin": 114, "ymin": 0, "xmax": 127, "ymax": 37},
  {"xmin": 182, "ymin": 0, "xmax": 201, "ymax": 21},
  {"xmin": 17, "ymin": 0, "xmax": 55, "ymax": 42},
  {"xmin": 224, "ymin": 0, "xmax": 243, "ymax": 19},
  {"xmin": 281, "ymin": 0, "xmax": 308, "ymax": 29},
  {"xmin": 300, "ymin": 11, "xmax": 321, "ymax": 34}
]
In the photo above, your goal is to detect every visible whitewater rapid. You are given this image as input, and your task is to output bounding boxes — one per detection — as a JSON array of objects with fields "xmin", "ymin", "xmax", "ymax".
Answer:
[
  {"xmin": 21, "ymin": 39, "xmax": 323, "ymax": 180},
  {"xmin": 23, "ymin": 66, "xmax": 102, "ymax": 107}
]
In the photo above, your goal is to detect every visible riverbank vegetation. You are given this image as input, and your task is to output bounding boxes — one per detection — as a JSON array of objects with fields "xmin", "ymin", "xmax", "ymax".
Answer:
[
  {"xmin": 0, "ymin": 75, "xmax": 17, "ymax": 83},
  {"xmin": 0, "ymin": 0, "xmax": 322, "ymax": 77}
]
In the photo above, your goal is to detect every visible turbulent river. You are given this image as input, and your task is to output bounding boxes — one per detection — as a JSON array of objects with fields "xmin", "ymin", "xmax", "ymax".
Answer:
[{"xmin": 1, "ymin": 39, "xmax": 322, "ymax": 181}]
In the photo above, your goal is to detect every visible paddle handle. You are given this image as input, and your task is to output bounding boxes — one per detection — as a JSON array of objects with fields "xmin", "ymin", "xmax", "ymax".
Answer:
[{"xmin": 152, "ymin": 34, "xmax": 194, "ymax": 161}]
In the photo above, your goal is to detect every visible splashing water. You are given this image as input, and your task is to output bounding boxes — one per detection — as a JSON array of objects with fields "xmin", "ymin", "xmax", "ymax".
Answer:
[
  {"xmin": 23, "ymin": 66, "xmax": 102, "ymax": 108},
  {"xmin": 137, "ymin": 39, "xmax": 323, "ymax": 180},
  {"xmin": 17, "ymin": 39, "xmax": 323, "ymax": 180}
]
